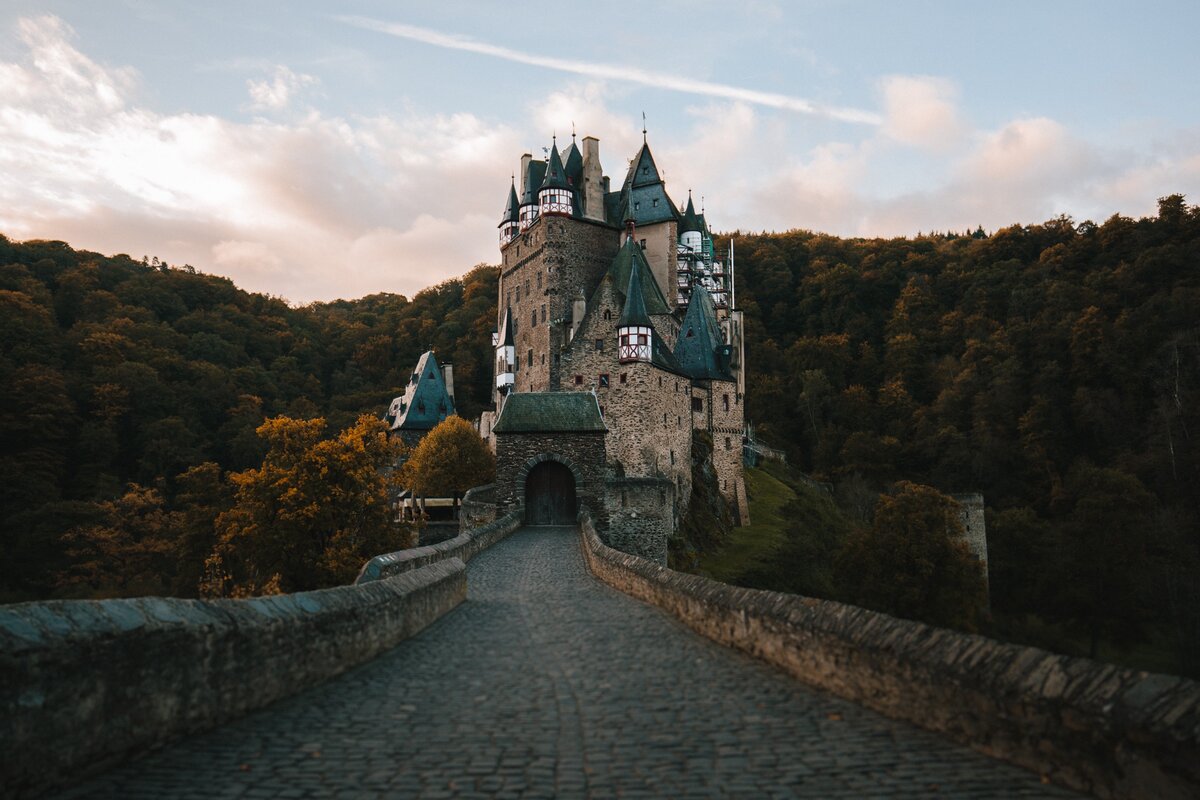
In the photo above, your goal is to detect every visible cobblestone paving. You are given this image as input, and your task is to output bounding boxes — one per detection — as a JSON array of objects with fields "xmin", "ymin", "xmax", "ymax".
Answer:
[{"xmin": 58, "ymin": 527, "xmax": 1084, "ymax": 799}]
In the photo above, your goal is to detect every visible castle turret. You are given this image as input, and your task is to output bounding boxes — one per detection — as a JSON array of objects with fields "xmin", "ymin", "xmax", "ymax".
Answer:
[
  {"xmin": 495, "ymin": 307, "xmax": 516, "ymax": 396},
  {"xmin": 679, "ymin": 192, "xmax": 703, "ymax": 251},
  {"xmin": 617, "ymin": 250, "xmax": 653, "ymax": 363},
  {"xmin": 538, "ymin": 138, "xmax": 574, "ymax": 217},
  {"xmin": 518, "ymin": 153, "xmax": 544, "ymax": 230},
  {"xmin": 499, "ymin": 179, "xmax": 520, "ymax": 247},
  {"xmin": 581, "ymin": 136, "xmax": 605, "ymax": 221}
]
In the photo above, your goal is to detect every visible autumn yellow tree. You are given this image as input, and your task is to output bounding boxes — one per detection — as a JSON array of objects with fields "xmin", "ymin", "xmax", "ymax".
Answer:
[
  {"xmin": 202, "ymin": 414, "xmax": 408, "ymax": 597},
  {"xmin": 401, "ymin": 415, "xmax": 495, "ymax": 515}
]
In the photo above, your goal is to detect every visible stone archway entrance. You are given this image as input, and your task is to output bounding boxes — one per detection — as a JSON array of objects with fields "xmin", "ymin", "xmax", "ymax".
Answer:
[{"xmin": 524, "ymin": 460, "xmax": 577, "ymax": 525}]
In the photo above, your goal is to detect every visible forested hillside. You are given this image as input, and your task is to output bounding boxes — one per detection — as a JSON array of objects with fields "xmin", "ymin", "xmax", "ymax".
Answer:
[
  {"xmin": 0, "ymin": 236, "xmax": 496, "ymax": 601},
  {"xmin": 2, "ymin": 197, "xmax": 1197, "ymax": 675},
  {"xmin": 731, "ymin": 195, "xmax": 1200, "ymax": 673}
]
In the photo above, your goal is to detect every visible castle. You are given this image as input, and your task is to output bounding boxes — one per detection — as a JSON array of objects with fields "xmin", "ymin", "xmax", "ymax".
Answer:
[{"xmin": 479, "ymin": 131, "xmax": 749, "ymax": 559}]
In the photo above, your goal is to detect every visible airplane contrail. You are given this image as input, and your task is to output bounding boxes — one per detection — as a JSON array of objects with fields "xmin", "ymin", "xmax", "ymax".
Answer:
[{"xmin": 337, "ymin": 16, "xmax": 882, "ymax": 126}]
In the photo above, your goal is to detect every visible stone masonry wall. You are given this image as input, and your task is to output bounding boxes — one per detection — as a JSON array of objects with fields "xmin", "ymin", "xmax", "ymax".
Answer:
[
  {"xmin": 493, "ymin": 431, "xmax": 606, "ymax": 522},
  {"xmin": 499, "ymin": 215, "xmax": 619, "ymax": 395},
  {"xmin": 577, "ymin": 507, "xmax": 1200, "ymax": 800},
  {"xmin": 0, "ymin": 559, "xmax": 467, "ymax": 800},
  {"xmin": 699, "ymin": 378, "xmax": 749, "ymax": 525},
  {"xmin": 357, "ymin": 505, "xmax": 524, "ymax": 583},
  {"xmin": 603, "ymin": 476, "xmax": 675, "ymax": 565}
]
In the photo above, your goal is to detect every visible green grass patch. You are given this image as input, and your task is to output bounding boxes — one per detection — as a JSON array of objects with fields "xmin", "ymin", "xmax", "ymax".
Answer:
[{"xmin": 696, "ymin": 466, "xmax": 794, "ymax": 582}]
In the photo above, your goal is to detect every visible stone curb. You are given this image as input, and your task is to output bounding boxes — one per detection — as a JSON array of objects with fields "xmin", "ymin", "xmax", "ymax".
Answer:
[
  {"xmin": 355, "ymin": 505, "xmax": 524, "ymax": 583},
  {"xmin": 577, "ymin": 507, "xmax": 1200, "ymax": 800},
  {"xmin": 0, "ymin": 558, "xmax": 467, "ymax": 799}
]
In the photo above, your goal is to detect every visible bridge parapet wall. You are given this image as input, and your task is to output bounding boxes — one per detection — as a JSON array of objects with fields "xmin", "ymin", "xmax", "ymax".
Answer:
[
  {"xmin": 357, "ymin": 504, "xmax": 523, "ymax": 583},
  {"xmin": 578, "ymin": 507, "xmax": 1200, "ymax": 800},
  {"xmin": 0, "ymin": 558, "xmax": 467, "ymax": 800}
]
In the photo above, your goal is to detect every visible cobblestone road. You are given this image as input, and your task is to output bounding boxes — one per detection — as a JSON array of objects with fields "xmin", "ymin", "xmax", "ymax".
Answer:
[{"xmin": 58, "ymin": 527, "xmax": 1083, "ymax": 799}]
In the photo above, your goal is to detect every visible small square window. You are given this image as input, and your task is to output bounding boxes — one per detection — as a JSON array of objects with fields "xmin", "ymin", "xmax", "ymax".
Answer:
[
  {"xmin": 652, "ymin": 198, "xmax": 658, "ymax": 207},
  {"xmin": 595, "ymin": 338, "xmax": 604, "ymax": 351},
  {"xmin": 619, "ymin": 373, "xmax": 627, "ymax": 384},
  {"xmin": 574, "ymin": 374, "xmax": 583, "ymax": 385},
  {"xmin": 599, "ymin": 374, "xmax": 610, "ymax": 388},
  {"xmin": 639, "ymin": 239, "xmax": 646, "ymax": 250},
  {"xmin": 725, "ymin": 437, "xmax": 732, "ymax": 449},
  {"xmin": 692, "ymin": 397, "xmax": 703, "ymax": 412}
]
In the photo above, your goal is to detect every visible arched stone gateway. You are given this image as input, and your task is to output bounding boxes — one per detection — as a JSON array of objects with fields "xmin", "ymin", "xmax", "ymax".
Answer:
[{"xmin": 524, "ymin": 459, "xmax": 578, "ymax": 525}]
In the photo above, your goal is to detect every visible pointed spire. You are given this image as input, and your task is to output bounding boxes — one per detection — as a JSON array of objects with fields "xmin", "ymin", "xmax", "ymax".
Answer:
[
  {"xmin": 498, "ymin": 306, "xmax": 515, "ymax": 347},
  {"xmin": 619, "ymin": 242, "xmax": 653, "ymax": 329},
  {"xmin": 680, "ymin": 191, "xmax": 702, "ymax": 234},
  {"xmin": 500, "ymin": 177, "xmax": 520, "ymax": 226},
  {"xmin": 642, "ymin": 111, "xmax": 647, "ymax": 144},
  {"xmin": 539, "ymin": 138, "xmax": 570, "ymax": 191}
]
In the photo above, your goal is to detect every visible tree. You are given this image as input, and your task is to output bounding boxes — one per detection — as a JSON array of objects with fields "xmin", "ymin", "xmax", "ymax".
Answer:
[
  {"xmin": 400, "ymin": 416, "xmax": 495, "ymax": 512},
  {"xmin": 202, "ymin": 415, "xmax": 407, "ymax": 597},
  {"xmin": 835, "ymin": 482, "xmax": 987, "ymax": 631}
]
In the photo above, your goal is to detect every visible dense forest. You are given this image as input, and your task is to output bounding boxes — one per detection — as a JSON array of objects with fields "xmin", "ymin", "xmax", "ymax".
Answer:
[
  {"xmin": 1, "ymin": 196, "xmax": 1197, "ymax": 675},
  {"xmin": 0, "ymin": 237, "xmax": 498, "ymax": 601},
  {"xmin": 730, "ymin": 195, "xmax": 1200, "ymax": 675}
]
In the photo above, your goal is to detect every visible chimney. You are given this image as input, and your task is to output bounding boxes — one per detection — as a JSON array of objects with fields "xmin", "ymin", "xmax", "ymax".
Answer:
[
  {"xmin": 442, "ymin": 363, "xmax": 455, "ymax": 404},
  {"xmin": 581, "ymin": 136, "xmax": 605, "ymax": 221},
  {"xmin": 519, "ymin": 153, "xmax": 533, "ymax": 197}
]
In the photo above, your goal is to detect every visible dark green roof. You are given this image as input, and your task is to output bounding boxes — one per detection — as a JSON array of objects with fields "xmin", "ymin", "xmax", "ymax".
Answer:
[
  {"xmin": 540, "ymin": 141, "xmax": 570, "ymax": 191},
  {"xmin": 498, "ymin": 306, "xmax": 514, "ymax": 347},
  {"xmin": 493, "ymin": 392, "xmax": 606, "ymax": 433},
  {"xmin": 624, "ymin": 143, "xmax": 662, "ymax": 189},
  {"xmin": 522, "ymin": 160, "xmax": 546, "ymax": 205},
  {"xmin": 607, "ymin": 238, "xmax": 672, "ymax": 315},
  {"xmin": 674, "ymin": 288, "xmax": 734, "ymax": 382},
  {"xmin": 563, "ymin": 140, "xmax": 583, "ymax": 188},
  {"xmin": 679, "ymin": 193, "xmax": 701, "ymax": 234},
  {"xmin": 391, "ymin": 351, "xmax": 456, "ymax": 431},
  {"xmin": 618, "ymin": 256, "xmax": 653, "ymax": 328},
  {"xmin": 500, "ymin": 181, "xmax": 520, "ymax": 226}
]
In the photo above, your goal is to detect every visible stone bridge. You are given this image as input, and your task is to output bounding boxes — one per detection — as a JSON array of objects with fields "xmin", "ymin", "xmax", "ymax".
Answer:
[{"xmin": 3, "ymin": 515, "xmax": 1198, "ymax": 799}]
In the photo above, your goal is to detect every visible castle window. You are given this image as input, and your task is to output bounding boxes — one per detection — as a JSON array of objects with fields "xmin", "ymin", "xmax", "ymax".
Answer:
[
  {"xmin": 692, "ymin": 397, "xmax": 703, "ymax": 412},
  {"xmin": 639, "ymin": 239, "xmax": 646, "ymax": 250},
  {"xmin": 604, "ymin": 309, "xmax": 612, "ymax": 321},
  {"xmin": 541, "ymin": 305, "xmax": 546, "ymax": 324},
  {"xmin": 598, "ymin": 374, "xmax": 609, "ymax": 388},
  {"xmin": 652, "ymin": 198, "xmax": 658, "ymax": 207},
  {"xmin": 525, "ymin": 279, "xmax": 530, "ymax": 294},
  {"xmin": 677, "ymin": 416, "xmax": 681, "ymax": 428},
  {"xmin": 574, "ymin": 374, "xmax": 583, "ymax": 385},
  {"xmin": 595, "ymin": 338, "xmax": 603, "ymax": 351},
  {"xmin": 541, "ymin": 353, "xmax": 545, "ymax": 365},
  {"xmin": 620, "ymin": 373, "xmax": 627, "ymax": 384},
  {"xmin": 725, "ymin": 437, "xmax": 732, "ymax": 449},
  {"xmin": 670, "ymin": 450, "xmax": 675, "ymax": 465},
  {"xmin": 537, "ymin": 272, "xmax": 542, "ymax": 289},
  {"xmin": 723, "ymin": 394, "xmax": 730, "ymax": 412},
  {"xmin": 723, "ymin": 480, "xmax": 728, "ymax": 490},
  {"xmin": 634, "ymin": 201, "xmax": 640, "ymax": 211},
  {"xmin": 516, "ymin": 285, "xmax": 521, "ymax": 302},
  {"xmin": 527, "ymin": 349, "xmax": 533, "ymax": 367},
  {"xmin": 663, "ymin": 413, "xmax": 667, "ymax": 424},
  {"xmin": 531, "ymin": 311, "xmax": 537, "ymax": 328},
  {"xmin": 686, "ymin": 327, "xmax": 694, "ymax": 338},
  {"xmin": 658, "ymin": 376, "xmax": 663, "ymax": 387}
]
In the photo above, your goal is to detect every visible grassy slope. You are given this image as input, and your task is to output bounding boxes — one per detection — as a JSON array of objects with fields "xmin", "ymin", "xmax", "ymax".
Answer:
[{"xmin": 695, "ymin": 466, "xmax": 794, "ymax": 582}]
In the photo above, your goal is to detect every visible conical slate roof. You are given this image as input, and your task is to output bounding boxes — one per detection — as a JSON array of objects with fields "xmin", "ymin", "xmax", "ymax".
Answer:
[
  {"xmin": 563, "ymin": 140, "xmax": 583, "ymax": 188},
  {"xmin": 679, "ymin": 193, "xmax": 702, "ymax": 234},
  {"xmin": 521, "ymin": 159, "xmax": 546, "ymax": 206},
  {"xmin": 498, "ymin": 307, "xmax": 514, "ymax": 347},
  {"xmin": 607, "ymin": 238, "xmax": 671, "ymax": 315},
  {"xmin": 674, "ymin": 287, "xmax": 734, "ymax": 382},
  {"xmin": 618, "ymin": 256, "xmax": 653, "ymax": 328},
  {"xmin": 540, "ymin": 140, "xmax": 570, "ymax": 191},
  {"xmin": 499, "ymin": 180, "xmax": 520, "ymax": 226}
]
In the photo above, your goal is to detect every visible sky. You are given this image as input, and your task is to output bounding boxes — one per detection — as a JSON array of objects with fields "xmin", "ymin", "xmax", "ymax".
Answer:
[{"xmin": 1, "ymin": 1, "xmax": 1198, "ymax": 304}]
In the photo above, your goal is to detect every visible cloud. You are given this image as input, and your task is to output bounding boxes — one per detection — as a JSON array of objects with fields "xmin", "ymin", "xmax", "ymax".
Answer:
[
  {"xmin": 880, "ymin": 75, "xmax": 965, "ymax": 152},
  {"xmin": 0, "ymin": 15, "xmax": 513, "ymax": 302},
  {"xmin": 336, "ymin": 15, "xmax": 882, "ymax": 126},
  {"xmin": 246, "ymin": 65, "xmax": 318, "ymax": 111}
]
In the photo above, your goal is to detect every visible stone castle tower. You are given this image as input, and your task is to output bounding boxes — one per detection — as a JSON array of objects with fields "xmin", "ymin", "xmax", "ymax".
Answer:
[{"xmin": 481, "ymin": 132, "xmax": 749, "ymax": 528}]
